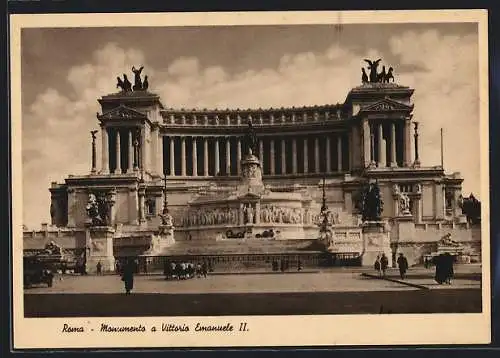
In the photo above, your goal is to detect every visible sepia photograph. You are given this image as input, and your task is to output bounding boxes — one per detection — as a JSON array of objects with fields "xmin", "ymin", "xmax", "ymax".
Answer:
[{"xmin": 11, "ymin": 10, "xmax": 490, "ymax": 348}]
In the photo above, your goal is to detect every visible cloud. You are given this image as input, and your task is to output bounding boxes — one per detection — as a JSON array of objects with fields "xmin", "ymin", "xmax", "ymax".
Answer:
[{"xmin": 22, "ymin": 29, "xmax": 480, "ymax": 228}]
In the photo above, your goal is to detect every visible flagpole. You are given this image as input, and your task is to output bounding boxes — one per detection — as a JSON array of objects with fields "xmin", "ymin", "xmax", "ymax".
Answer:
[{"xmin": 440, "ymin": 128, "xmax": 444, "ymax": 169}]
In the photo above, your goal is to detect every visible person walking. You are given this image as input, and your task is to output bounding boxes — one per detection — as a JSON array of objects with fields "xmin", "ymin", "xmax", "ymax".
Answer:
[
  {"xmin": 444, "ymin": 252, "xmax": 454, "ymax": 284},
  {"xmin": 380, "ymin": 253, "xmax": 389, "ymax": 277},
  {"xmin": 397, "ymin": 253, "xmax": 409, "ymax": 280},
  {"xmin": 374, "ymin": 255, "xmax": 382, "ymax": 276},
  {"xmin": 121, "ymin": 259, "xmax": 135, "ymax": 295},
  {"xmin": 96, "ymin": 261, "xmax": 102, "ymax": 275}
]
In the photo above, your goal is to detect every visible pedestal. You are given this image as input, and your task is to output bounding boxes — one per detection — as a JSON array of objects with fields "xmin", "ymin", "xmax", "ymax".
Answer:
[
  {"xmin": 158, "ymin": 224, "xmax": 176, "ymax": 251},
  {"xmin": 86, "ymin": 226, "xmax": 115, "ymax": 273},
  {"xmin": 361, "ymin": 221, "xmax": 392, "ymax": 267}
]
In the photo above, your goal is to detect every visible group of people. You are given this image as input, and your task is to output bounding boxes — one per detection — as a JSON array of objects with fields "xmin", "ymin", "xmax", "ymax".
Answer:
[
  {"xmin": 373, "ymin": 252, "xmax": 455, "ymax": 284},
  {"xmin": 163, "ymin": 261, "xmax": 210, "ymax": 280},
  {"xmin": 433, "ymin": 253, "xmax": 455, "ymax": 284},
  {"xmin": 374, "ymin": 253, "xmax": 409, "ymax": 279},
  {"xmin": 271, "ymin": 259, "xmax": 303, "ymax": 272}
]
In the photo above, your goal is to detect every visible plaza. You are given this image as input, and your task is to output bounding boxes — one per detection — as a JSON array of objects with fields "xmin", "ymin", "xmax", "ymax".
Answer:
[{"xmin": 24, "ymin": 264, "xmax": 481, "ymax": 317}]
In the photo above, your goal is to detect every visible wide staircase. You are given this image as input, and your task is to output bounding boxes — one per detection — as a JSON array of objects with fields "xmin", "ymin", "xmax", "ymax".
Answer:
[{"xmin": 144, "ymin": 238, "xmax": 328, "ymax": 272}]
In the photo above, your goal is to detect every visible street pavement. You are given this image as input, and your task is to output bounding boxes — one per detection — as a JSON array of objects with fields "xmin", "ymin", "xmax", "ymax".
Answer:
[{"xmin": 24, "ymin": 265, "xmax": 482, "ymax": 294}]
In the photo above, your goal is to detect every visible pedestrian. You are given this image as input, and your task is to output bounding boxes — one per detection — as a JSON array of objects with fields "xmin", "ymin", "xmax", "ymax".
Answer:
[
  {"xmin": 380, "ymin": 253, "xmax": 389, "ymax": 277},
  {"xmin": 201, "ymin": 261, "xmax": 208, "ymax": 278},
  {"xmin": 297, "ymin": 258, "xmax": 302, "ymax": 272},
  {"xmin": 96, "ymin": 261, "xmax": 102, "ymax": 275},
  {"xmin": 434, "ymin": 254, "xmax": 445, "ymax": 284},
  {"xmin": 397, "ymin": 253, "xmax": 409, "ymax": 280},
  {"xmin": 121, "ymin": 259, "xmax": 135, "ymax": 295},
  {"xmin": 374, "ymin": 255, "xmax": 382, "ymax": 276},
  {"xmin": 444, "ymin": 252, "xmax": 454, "ymax": 284}
]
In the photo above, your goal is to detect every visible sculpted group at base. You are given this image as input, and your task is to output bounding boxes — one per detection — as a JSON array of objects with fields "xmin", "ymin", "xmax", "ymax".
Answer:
[{"xmin": 62, "ymin": 322, "xmax": 240, "ymax": 333}]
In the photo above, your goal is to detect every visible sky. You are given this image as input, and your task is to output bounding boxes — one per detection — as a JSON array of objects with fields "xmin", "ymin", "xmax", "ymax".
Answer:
[{"xmin": 20, "ymin": 23, "xmax": 481, "ymax": 228}]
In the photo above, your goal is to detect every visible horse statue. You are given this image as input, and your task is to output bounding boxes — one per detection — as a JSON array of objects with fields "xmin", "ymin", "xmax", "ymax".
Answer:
[
  {"xmin": 361, "ymin": 68, "xmax": 368, "ymax": 84},
  {"xmin": 377, "ymin": 65, "xmax": 387, "ymax": 83},
  {"xmin": 384, "ymin": 67, "xmax": 395, "ymax": 83},
  {"xmin": 117, "ymin": 74, "xmax": 132, "ymax": 92}
]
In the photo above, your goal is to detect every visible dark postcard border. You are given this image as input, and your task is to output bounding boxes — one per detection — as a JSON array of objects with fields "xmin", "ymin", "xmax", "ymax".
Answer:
[{"xmin": 4, "ymin": 0, "xmax": 500, "ymax": 356}]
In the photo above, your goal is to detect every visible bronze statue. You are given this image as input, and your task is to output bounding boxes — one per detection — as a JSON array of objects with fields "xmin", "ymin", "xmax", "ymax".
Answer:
[
  {"xmin": 243, "ymin": 118, "xmax": 258, "ymax": 155},
  {"xmin": 132, "ymin": 66, "xmax": 144, "ymax": 91},
  {"xmin": 377, "ymin": 65, "xmax": 387, "ymax": 82},
  {"xmin": 117, "ymin": 76, "xmax": 125, "ymax": 91},
  {"xmin": 143, "ymin": 75, "xmax": 149, "ymax": 90},
  {"xmin": 122, "ymin": 74, "xmax": 132, "ymax": 92},
  {"xmin": 364, "ymin": 58, "xmax": 382, "ymax": 83},
  {"xmin": 385, "ymin": 67, "xmax": 395, "ymax": 83},
  {"xmin": 356, "ymin": 182, "xmax": 384, "ymax": 221},
  {"xmin": 361, "ymin": 68, "xmax": 368, "ymax": 84}
]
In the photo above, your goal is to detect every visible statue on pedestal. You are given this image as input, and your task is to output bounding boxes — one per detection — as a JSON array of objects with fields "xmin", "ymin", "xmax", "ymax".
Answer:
[
  {"xmin": 86, "ymin": 192, "xmax": 113, "ymax": 226},
  {"xmin": 398, "ymin": 192, "xmax": 411, "ymax": 216},
  {"xmin": 243, "ymin": 118, "xmax": 258, "ymax": 155},
  {"xmin": 357, "ymin": 182, "xmax": 384, "ymax": 221}
]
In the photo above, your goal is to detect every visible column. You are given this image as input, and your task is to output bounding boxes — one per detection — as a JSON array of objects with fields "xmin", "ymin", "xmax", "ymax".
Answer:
[
  {"xmin": 303, "ymin": 137, "xmax": 308, "ymax": 173},
  {"xmin": 225, "ymin": 137, "xmax": 231, "ymax": 175},
  {"xmin": 281, "ymin": 138, "xmax": 286, "ymax": 174},
  {"xmin": 140, "ymin": 127, "xmax": 146, "ymax": 172},
  {"xmin": 214, "ymin": 137, "xmax": 220, "ymax": 175},
  {"xmin": 169, "ymin": 137, "xmax": 175, "ymax": 176},
  {"xmin": 192, "ymin": 137, "xmax": 198, "ymax": 176},
  {"xmin": 157, "ymin": 133, "xmax": 163, "ymax": 175},
  {"xmin": 404, "ymin": 120, "xmax": 412, "ymax": 166},
  {"xmin": 314, "ymin": 137, "xmax": 320, "ymax": 173},
  {"xmin": 203, "ymin": 138, "xmax": 209, "ymax": 176},
  {"xmin": 237, "ymin": 139, "xmax": 242, "ymax": 174},
  {"xmin": 101, "ymin": 126, "xmax": 109, "ymax": 174},
  {"xmin": 67, "ymin": 188, "xmax": 76, "ymax": 227},
  {"xmin": 270, "ymin": 139, "xmax": 275, "ymax": 175},
  {"xmin": 151, "ymin": 126, "xmax": 158, "ymax": 174},
  {"xmin": 377, "ymin": 123, "xmax": 386, "ymax": 167},
  {"xmin": 181, "ymin": 137, "xmax": 186, "ymax": 176},
  {"xmin": 337, "ymin": 135, "xmax": 342, "ymax": 172},
  {"xmin": 292, "ymin": 138, "xmax": 297, "ymax": 174},
  {"xmin": 115, "ymin": 129, "xmax": 121, "ymax": 174},
  {"xmin": 326, "ymin": 136, "xmax": 331, "ymax": 173},
  {"xmin": 127, "ymin": 129, "xmax": 133, "ymax": 173},
  {"xmin": 128, "ymin": 187, "xmax": 138, "ymax": 225},
  {"xmin": 259, "ymin": 139, "xmax": 264, "ymax": 165},
  {"xmin": 255, "ymin": 202, "xmax": 261, "ymax": 224},
  {"xmin": 362, "ymin": 119, "xmax": 371, "ymax": 167},
  {"xmin": 138, "ymin": 188, "xmax": 146, "ymax": 223},
  {"xmin": 390, "ymin": 122, "xmax": 397, "ymax": 167}
]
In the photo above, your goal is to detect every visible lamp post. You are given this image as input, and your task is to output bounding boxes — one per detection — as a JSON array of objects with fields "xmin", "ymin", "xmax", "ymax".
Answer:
[
  {"xmin": 321, "ymin": 175, "xmax": 328, "ymax": 214},
  {"xmin": 413, "ymin": 122, "xmax": 420, "ymax": 167},
  {"xmin": 162, "ymin": 174, "xmax": 169, "ymax": 215},
  {"xmin": 90, "ymin": 130, "xmax": 98, "ymax": 174}
]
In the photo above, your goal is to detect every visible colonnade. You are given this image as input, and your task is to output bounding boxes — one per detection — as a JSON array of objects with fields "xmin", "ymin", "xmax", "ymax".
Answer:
[
  {"xmin": 100, "ymin": 126, "xmax": 142, "ymax": 174},
  {"xmin": 365, "ymin": 120, "xmax": 408, "ymax": 168},
  {"xmin": 163, "ymin": 134, "xmax": 348, "ymax": 177}
]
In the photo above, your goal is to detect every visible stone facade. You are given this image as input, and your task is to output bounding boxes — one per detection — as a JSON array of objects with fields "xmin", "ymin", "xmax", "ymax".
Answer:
[{"xmin": 24, "ymin": 82, "xmax": 480, "ymax": 271}]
